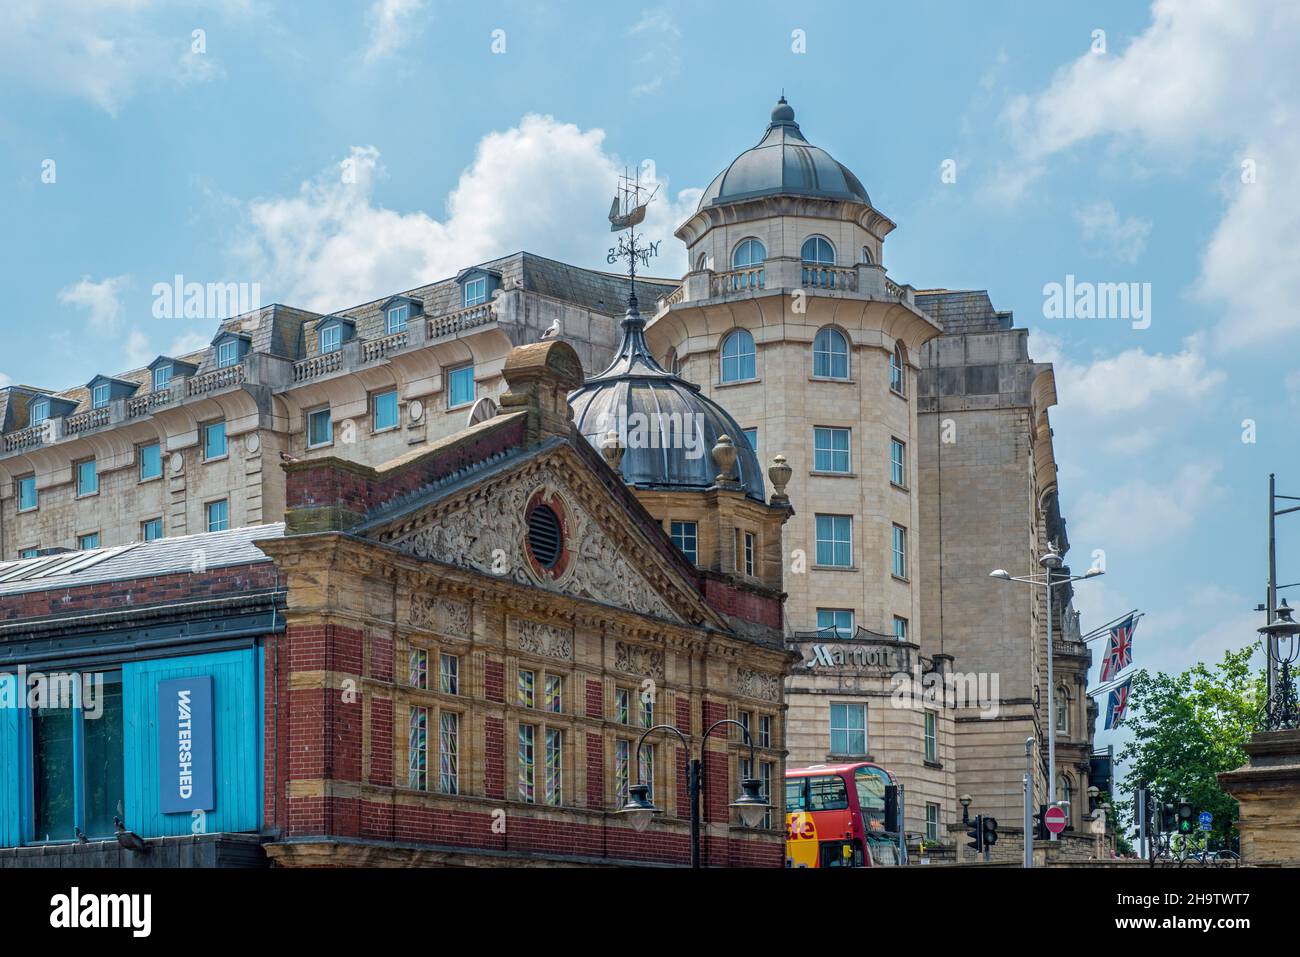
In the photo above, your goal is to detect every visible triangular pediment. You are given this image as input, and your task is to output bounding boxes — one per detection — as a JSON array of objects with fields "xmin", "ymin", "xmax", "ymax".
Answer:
[{"xmin": 365, "ymin": 442, "xmax": 721, "ymax": 628}]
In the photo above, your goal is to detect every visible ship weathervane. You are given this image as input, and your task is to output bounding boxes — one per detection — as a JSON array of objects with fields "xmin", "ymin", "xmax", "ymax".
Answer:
[{"xmin": 606, "ymin": 167, "xmax": 661, "ymax": 307}]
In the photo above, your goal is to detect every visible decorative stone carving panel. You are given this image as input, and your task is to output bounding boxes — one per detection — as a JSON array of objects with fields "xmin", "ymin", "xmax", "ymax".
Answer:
[
  {"xmin": 510, "ymin": 617, "xmax": 574, "ymax": 661},
  {"xmin": 409, "ymin": 593, "xmax": 471, "ymax": 637},
  {"xmin": 383, "ymin": 463, "xmax": 681, "ymax": 623},
  {"xmin": 736, "ymin": 668, "xmax": 781, "ymax": 703},
  {"xmin": 615, "ymin": 641, "xmax": 665, "ymax": 681}
]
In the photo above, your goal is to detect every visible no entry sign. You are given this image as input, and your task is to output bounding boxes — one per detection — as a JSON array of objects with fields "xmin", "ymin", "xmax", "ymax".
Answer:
[{"xmin": 1045, "ymin": 805, "xmax": 1067, "ymax": 834}]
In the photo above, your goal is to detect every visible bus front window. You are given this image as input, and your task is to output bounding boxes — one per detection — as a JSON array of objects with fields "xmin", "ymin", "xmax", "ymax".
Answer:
[{"xmin": 854, "ymin": 766, "xmax": 890, "ymax": 830}]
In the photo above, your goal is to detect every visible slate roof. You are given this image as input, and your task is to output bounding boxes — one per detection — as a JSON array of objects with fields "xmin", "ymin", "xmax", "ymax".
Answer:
[
  {"xmin": 4, "ymin": 253, "xmax": 677, "ymax": 419},
  {"xmin": 914, "ymin": 289, "xmax": 1014, "ymax": 334},
  {"xmin": 0, "ymin": 523, "xmax": 283, "ymax": 598}
]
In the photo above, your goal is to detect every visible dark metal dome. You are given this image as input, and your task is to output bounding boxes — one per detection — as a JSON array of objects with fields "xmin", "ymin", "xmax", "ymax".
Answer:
[
  {"xmin": 569, "ymin": 296, "xmax": 766, "ymax": 502},
  {"xmin": 696, "ymin": 97, "xmax": 870, "ymax": 212}
]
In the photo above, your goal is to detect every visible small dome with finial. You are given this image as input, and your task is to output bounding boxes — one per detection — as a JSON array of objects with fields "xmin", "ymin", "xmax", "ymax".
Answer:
[{"xmin": 696, "ymin": 96, "xmax": 870, "ymax": 212}]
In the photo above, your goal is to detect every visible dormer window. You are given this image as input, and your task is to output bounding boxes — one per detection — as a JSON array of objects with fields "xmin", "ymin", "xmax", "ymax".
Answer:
[
  {"xmin": 153, "ymin": 364, "xmax": 172, "ymax": 391},
  {"xmin": 30, "ymin": 399, "xmax": 49, "ymax": 424},
  {"xmin": 91, "ymin": 383, "xmax": 110, "ymax": 409},
  {"xmin": 463, "ymin": 277, "xmax": 487, "ymax": 307},
  {"xmin": 386, "ymin": 302, "xmax": 409, "ymax": 334},
  {"xmin": 217, "ymin": 340, "xmax": 239, "ymax": 368},
  {"xmin": 320, "ymin": 324, "xmax": 342, "ymax": 354}
]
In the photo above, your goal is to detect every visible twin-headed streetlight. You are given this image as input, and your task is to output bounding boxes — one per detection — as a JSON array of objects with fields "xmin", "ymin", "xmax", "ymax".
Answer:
[
  {"xmin": 990, "ymin": 542, "xmax": 1103, "ymax": 840},
  {"xmin": 618, "ymin": 718, "xmax": 769, "ymax": 868}
]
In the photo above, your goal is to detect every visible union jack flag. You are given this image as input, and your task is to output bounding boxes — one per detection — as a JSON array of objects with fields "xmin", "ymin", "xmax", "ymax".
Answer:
[
  {"xmin": 1105, "ymin": 678, "xmax": 1132, "ymax": 730},
  {"xmin": 1099, "ymin": 614, "xmax": 1137, "ymax": 682}
]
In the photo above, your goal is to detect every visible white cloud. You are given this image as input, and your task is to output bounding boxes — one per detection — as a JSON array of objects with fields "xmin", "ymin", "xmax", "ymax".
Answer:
[
  {"xmin": 996, "ymin": 1, "xmax": 1300, "ymax": 345},
  {"xmin": 362, "ymin": 0, "xmax": 427, "ymax": 64},
  {"xmin": 1072, "ymin": 462, "xmax": 1224, "ymax": 553},
  {"xmin": 58, "ymin": 274, "xmax": 129, "ymax": 333},
  {"xmin": 233, "ymin": 115, "xmax": 700, "ymax": 312},
  {"xmin": 0, "ymin": 372, "xmax": 12, "ymax": 388},
  {"xmin": 1195, "ymin": 130, "xmax": 1300, "ymax": 349},
  {"xmin": 1073, "ymin": 201, "xmax": 1152, "ymax": 264},
  {"xmin": 0, "ymin": 0, "xmax": 230, "ymax": 116},
  {"xmin": 1031, "ymin": 331, "xmax": 1224, "ymax": 418},
  {"xmin": 627, "ymin": 8, "xmax": 681, "ymax": 97}
]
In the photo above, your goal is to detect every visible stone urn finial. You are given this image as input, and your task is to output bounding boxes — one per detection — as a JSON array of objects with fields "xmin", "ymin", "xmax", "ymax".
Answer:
[
  {"xmin": 712, "ymin": 434, "xmax": 738, "ymax": 485},
  {"xmin": 600, "ymin": 430, "xmax": 625, "ymax": 473},
  {"xmin": 769, "ymin": 454, "xmax": 792, "ymax": 505}
]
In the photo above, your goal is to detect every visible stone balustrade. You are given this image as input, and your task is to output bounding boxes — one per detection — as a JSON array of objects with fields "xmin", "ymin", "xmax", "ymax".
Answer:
[
  {"xmin": 429, "ymin": 302, "xmax": 495, "ymax": 340},
  {"xmin": 292, "ymin": 351, "xmax": 343, "ymax": 383},
  {"xmin": 64, "ymin": 406, "xmax": 110, "ymax": 435},
  {"xmin": 362, "ymin": 330, "xmax": 409, "ymax": 363},
  {"xmin": 187, "ymin": 363, "xmax": 246, "ymax": 396}
]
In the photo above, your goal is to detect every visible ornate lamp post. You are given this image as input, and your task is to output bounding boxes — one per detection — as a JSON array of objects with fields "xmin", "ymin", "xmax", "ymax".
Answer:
[
  {"xmin": 1260, "ymin": 598, "xmax": 1300, "ymax": 730},
  {"xmin": 991, "ymin": 542, "xmax": 1104, "ymax": 840},
  {"xmin": 617, "ymin": 719, "xmax": 769, "ymax": 868}
]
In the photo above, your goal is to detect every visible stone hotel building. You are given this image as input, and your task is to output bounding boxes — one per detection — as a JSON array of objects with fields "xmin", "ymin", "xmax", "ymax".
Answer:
[{"xmin": 0, "ymin": 98, "xmax": 1103, "ymax": 865}]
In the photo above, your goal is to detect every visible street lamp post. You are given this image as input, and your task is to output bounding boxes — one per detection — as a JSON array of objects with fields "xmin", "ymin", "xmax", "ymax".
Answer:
[
  {"xmin": 1260, "ymin": 598, "xmax": 1300, "ymax": 730},
  {"xmin": 991, "ymin": 542, "xmax": 1103, "ymax": 841},
  {"xmin": 617, "ymin": 719, "xmax": 769, "ymax": 868}
]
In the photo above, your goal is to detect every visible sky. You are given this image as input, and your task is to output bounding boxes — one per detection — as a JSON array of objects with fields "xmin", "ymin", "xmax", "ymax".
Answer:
[{"xmin": 2, "ymin": 0, "xmax": 1299, "ymax": 769}]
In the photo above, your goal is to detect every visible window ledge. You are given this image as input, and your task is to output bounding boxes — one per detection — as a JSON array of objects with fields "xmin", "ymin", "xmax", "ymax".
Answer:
[
  {"xmin": 138, "ymin": 475, "xmax": 162, "ymax": 485},
  {"xmin": 75, "ymin": 492, "xmax": 99, "ymax": 500},
  {"xmin": 204, "ymin": 455, "xmax": 229, "ymax": 464},
  {"xmin": 16, "ymin": 506, "xmax": 38, "ymax": 514},
  {"xmin": 924, "ymin": 759, "xmax": 943, "ymax": 770},
  {"xmin": 891, "ymin": 574, "xmax": 911, "ymax": 584},
  {"xmin": 372, "ymin": 425, "xmax": 400, "ymax": 436},
  {"xmin": 809, "ymin": 376, "xmax": 855, "ymax": 385},
  {"xmin": 809, "ymin": 470, "xmax": 856, "ymax": 478},
  {"xmin": 813, "ymin": 564, "xmax": 858, "ymax": 572},
  {"xmin": 889, "ymin": 387, "xmax": 907, "ymax": 399},
  {"xmin": 716, "ymin": 377, "xmax": 761, "ymax": 389},
  {"xmin": 890, "ymin": 481, "xmax": 910, "ymax": 492}
]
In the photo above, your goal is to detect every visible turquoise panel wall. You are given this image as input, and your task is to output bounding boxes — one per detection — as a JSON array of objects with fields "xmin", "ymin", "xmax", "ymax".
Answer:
[
  {"xmin": 122, "ymin": 648, "xmax": 262, "ymax": 837},
  {"xmin": 0, "ymin": 673, "xmax": 21, "ymax": 846}
]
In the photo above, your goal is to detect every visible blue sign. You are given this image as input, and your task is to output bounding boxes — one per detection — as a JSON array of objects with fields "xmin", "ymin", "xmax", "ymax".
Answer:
[
  {"xmin": 157, "ymin": 675, "xmax": 215, "ymax": 813},
  {"xmin": 1199, "ymin": 811, "xmax": 1213, "ymax": 831}
]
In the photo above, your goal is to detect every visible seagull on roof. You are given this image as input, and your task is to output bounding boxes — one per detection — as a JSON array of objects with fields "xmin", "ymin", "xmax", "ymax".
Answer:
[{"xmin": 541, "ymin": 318, "xmax": 561, "ymax": 339}]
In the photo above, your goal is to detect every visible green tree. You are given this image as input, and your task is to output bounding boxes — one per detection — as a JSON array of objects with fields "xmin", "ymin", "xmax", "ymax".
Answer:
[{"xmin": 1114, "ymin": 645, "xmax": 1263, "ymax": 848}]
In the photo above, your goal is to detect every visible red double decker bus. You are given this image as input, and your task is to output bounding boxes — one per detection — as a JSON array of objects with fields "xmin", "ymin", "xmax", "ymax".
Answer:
[{"xmin": 785, "ymin": 762, "xmax": 901, "ymax": 868}]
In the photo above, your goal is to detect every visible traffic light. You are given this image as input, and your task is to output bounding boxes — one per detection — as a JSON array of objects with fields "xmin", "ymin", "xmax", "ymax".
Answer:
[
  {"xmin": 982, "ymin": 815, "xmax": 998, "ymax": 847},
  {"xmin": 1177, "ymin": 802, "xmax": 1194, "ymax": 835},
  {"xmin": 884, "ymin": 785, "xmax": 901, "ymax": 833},
  {"xmin": 966, "ymin": 814, "xmax": 984, "ymax": 852},
  {"xmin": 1036, "ymin": 804, "xmax": 1050, "ymax": 841},
  {"xmin": 1160, "ymin": 802, "xmax": 1176, "ymax": 834}
]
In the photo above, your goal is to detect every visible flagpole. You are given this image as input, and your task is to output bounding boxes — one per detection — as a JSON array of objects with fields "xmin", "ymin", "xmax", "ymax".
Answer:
[
  {"xmin": 1087, "ymin": 674, "xmax": 1133, "ymax": 697},
  {"xmin": 1080, "ymin": 609, "xmax": 1142, "ymax": 643}
]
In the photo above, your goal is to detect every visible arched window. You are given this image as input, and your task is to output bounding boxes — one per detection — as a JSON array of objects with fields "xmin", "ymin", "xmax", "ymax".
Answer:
[
  {"xmin": 813, "ymin": 327, "xmax": 849, "ymax": 379},
  {"xmin": 861, "ymin": 245, "xmax": 874, "ymax": 265},
  {"xmin": 720, "ymin": 329, "xmax": 756, "ymax": 383},
  {"xmin": 695, "ymin": 252, "xmax": 712, "ymax": 272},
  {"xmin": 889, "ymin": 342, "xmax": 906, "ymax": 395},
  {"xmin": 1058, "ymin": 775, "xmax": 1073, "ymax": 820},
  {"xmin": 801, "ymin": 236, "xmax": 837, "ymax": 288},
  {"xmin": 1055, "ymin": 687, "xmax": 1069, "ymax": 733},
  {"xmin": 664, "ymin": 349, "xmax": 681, "ymax": 376},
  {"xmin": 730, "ymin": 238, "xmax": 766, "ymax": 290}
]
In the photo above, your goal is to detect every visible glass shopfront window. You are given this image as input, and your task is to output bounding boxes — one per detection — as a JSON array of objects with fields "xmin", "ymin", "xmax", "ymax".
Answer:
[{"xmin": 30, "ymin": 673, "xmax": 124, "ymax": 842}]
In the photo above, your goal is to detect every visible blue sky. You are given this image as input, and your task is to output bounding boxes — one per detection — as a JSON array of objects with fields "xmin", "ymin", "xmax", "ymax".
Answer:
[{"xmin": 3, "ymin": 1, "xmax": 1299, "ymax": 764}]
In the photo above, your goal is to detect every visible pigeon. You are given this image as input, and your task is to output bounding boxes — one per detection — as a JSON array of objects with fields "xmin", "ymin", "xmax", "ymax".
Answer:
[
  {"xmin": 74, "ymin": 826, "xmax": 89, "ymax": 844},
  {"xmin": 114, "ymin": 816, "xmax": 149, "ymax": 854}
]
